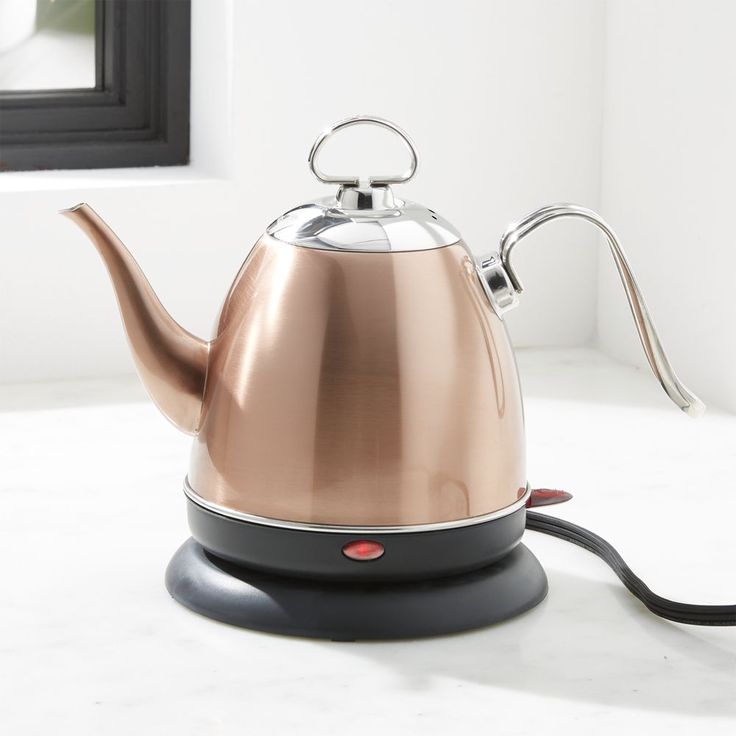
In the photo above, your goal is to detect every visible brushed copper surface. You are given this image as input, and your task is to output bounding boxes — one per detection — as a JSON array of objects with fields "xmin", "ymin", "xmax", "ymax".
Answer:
[
  {"xmin": 62, "ymin": 204, "xmax": 209, "ymax": 434},
  {"xmin": 188, "ymin": 235, "xmax": 525, "ymax": 526},
  {"xmin": 65, "ymin": 204, "xmax": 525, "ymax": 527}
]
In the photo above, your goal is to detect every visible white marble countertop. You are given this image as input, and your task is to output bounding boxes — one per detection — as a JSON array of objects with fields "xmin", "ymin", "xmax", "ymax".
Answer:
[{"xmin": 2, "ymin": 348, "xmax": 735, "ymax": 735}]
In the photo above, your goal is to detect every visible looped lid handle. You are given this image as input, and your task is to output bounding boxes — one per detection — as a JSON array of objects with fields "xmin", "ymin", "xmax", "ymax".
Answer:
[{"xmin": 308, "ymin": 115, "xmax": 418, "ymax": 187}]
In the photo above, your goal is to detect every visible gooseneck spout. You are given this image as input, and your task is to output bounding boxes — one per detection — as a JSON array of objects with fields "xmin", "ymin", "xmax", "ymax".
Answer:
[{"xmin": 61, "ymin": 203, "xmax": 209, "ymax": 434}]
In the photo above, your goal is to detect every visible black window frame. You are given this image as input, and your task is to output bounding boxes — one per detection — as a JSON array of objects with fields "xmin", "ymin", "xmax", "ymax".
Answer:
[{"xmin": 0, "ymin": 0, "xmax": 190, "ymax": 172}]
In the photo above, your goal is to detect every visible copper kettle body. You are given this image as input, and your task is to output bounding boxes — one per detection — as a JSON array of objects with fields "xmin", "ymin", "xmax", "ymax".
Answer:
[{"xmin": 62, "ymin": 117, "xmax": 702, "ymax": 533}]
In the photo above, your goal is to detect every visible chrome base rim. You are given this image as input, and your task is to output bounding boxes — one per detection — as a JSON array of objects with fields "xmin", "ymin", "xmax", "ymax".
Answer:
[{"xmin": 183, "ymin": 478, "xmax": 531, "ymax": 535}]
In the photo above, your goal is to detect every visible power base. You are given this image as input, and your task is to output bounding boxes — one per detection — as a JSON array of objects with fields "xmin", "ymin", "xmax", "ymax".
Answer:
[{"xmin": 165, "ymin": 538, "xmax": 548, "ymax": 640}]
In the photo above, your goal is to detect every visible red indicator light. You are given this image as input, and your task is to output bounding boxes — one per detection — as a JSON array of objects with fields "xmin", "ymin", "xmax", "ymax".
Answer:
[{"xmin": 342, "ymin": 540, "xmax": 385, "ymax": 561}]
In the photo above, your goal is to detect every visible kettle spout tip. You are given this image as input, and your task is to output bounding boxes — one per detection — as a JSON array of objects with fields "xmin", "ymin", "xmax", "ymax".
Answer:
[{"xmin": 59, "ymin": 202, "xmax": 88, "ymax": 216}]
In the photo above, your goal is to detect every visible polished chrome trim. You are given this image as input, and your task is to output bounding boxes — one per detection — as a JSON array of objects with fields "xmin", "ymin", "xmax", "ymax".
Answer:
[
  {"xmin": 266, "ymin": 197, "xmax": 461, "ymax": 252},
  {"xmin": 474, "ymin": 250, "xmax": 519, "ymax": 316},
  {"xmin": 499, "ymin": 203, "xmax": 705, "ymax": 418},
  {"xmin": 308, "ymin": 115, "xmax": 418, "ymax": 187},
  {"xmin": 183, "ymin": 478, "xmax": 531, "ymax": 534},
  {"xmin": 270, "ymin": 115, "xmax": 461, "ymax": 251}
]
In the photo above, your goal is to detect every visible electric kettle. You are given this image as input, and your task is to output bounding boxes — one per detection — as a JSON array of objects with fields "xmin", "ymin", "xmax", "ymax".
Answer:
[{"xmin": 62, "ymin": 116, "xmax": 702, "ymax": 639}]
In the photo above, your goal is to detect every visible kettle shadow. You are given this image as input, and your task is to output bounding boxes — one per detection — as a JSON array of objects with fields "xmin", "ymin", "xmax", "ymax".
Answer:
[{"xmin": 328, "ymin": 568, "xmax": 736, "ymax": 717}]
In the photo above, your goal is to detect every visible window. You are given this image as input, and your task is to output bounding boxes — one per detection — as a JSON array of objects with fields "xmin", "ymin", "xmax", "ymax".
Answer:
[{"xmin": 0, "ymin": 0, "xmax": 190, "ymax": 171}]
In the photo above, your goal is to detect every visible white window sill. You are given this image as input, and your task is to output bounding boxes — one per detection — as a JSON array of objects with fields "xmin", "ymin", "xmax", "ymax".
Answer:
[{"xmin": 0, "ymin": 164, "xmax": 227, "ymax": 194}]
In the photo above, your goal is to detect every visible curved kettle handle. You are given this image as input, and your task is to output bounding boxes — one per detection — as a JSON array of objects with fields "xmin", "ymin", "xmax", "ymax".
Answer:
[{"xmin": 498, "ymin": 203, "xmax": 704, "ymax": 417}]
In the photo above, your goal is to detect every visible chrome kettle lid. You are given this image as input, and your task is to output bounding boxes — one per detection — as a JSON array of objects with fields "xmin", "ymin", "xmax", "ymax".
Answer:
[{"xmin": 266, "ymin": 116, "xmax": 461, "ymax": 252}]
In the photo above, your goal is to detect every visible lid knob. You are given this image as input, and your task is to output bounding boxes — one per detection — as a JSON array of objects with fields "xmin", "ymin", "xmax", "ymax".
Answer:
[{"xmin": 307, "ymin": 116, "xmax": 418, "ymax": 210}]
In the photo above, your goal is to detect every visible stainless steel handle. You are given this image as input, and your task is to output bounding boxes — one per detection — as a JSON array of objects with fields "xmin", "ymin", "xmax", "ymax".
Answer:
[
  {"xmin": 308, "ymin": 115, "xmax": 418, "ymax": 187},
  {"xmin": 499, "ymin": 203, "xmax": 704, "ymax": 417}
]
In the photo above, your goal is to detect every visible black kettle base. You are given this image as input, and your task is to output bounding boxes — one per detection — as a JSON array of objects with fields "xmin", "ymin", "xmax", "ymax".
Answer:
[{"xmin": 165, "ymin": 538, "xmax": 548, "ymax": 640}]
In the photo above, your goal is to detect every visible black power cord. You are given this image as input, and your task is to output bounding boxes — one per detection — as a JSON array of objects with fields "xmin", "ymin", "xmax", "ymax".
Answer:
[{"xmin": 526, "ymin": 511, "xmax": 736, "ymax": 626}]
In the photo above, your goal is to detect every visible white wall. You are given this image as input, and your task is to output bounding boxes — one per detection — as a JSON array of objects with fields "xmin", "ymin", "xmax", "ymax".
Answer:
[
  {"xmin": 0, "ymin": 0, "xmax": 605, "ymax": 384},
  {"xmin": 598, "ymin": 0, "xmax": 736, "ymax": 411}
]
